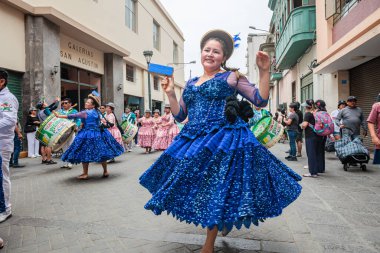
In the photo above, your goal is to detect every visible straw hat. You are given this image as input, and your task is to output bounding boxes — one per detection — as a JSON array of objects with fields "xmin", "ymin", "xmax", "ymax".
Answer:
[
  {"xmin": 200, "ymin": 29, "xmax": 234, "ymax": 60},
  {"xmin": 88, "ymin": 91, "xmax": 101, "ymax": 107}
]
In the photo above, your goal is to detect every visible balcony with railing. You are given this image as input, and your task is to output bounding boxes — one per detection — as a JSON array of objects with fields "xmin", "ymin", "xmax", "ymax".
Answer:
[
  {"xmin": 275, "ymin": 5, "xmax": 316, "ymax": 70},
  {"xmin": 331, "ymin": 0, "xmax": 380, "ymax": 43}
]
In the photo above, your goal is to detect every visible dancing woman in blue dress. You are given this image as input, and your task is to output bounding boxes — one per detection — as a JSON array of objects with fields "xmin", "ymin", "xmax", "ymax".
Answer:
[
  {"xmin": 139, "ymin": 30, "xmax": 302, "ymax": 252},
  {"xmin": 54, "ymin": 93, "xmax": 124, "ymax": 180}
]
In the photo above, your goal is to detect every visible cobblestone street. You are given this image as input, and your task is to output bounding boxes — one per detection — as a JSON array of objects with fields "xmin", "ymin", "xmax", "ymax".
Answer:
[{"xmin": 0, "ymin": 142, "xmax": 380, "ymax": 253}]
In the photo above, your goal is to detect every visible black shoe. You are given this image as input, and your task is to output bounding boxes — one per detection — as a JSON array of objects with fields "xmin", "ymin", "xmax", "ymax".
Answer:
[
  {"xmin": 12, "ymin": 164, "xmax": 25, "ymax": 168},
  {"xmin": 285, "ymin": 156, "xmax": 292, "ymax": 159},
  {"xmin": 41, "ymin": 160, "xmax": 48, "ymax": 164},
  {"xmin": 287, "ymin": 156, "xmax": 298, "ymax": 161},
  {"xmin": 45, "ymin": 160, "xmax": 57, "ymax": 165}
]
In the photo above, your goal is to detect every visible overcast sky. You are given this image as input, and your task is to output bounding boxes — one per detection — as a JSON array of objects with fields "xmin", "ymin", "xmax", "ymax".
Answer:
[{"xmin": 159, "ymin": 0, "xmax": 273, "ymax": 80}]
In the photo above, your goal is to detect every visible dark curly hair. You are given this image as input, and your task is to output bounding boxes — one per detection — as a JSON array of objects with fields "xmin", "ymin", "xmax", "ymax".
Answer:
[{"xmin": 224, "ymin": 95, "xmax": 253, "ymax": 123}]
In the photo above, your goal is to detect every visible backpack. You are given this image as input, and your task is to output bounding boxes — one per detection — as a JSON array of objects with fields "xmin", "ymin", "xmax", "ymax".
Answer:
[{"xmin": 310, "ymin": 111, "xmax": 334, "ymax": 136}]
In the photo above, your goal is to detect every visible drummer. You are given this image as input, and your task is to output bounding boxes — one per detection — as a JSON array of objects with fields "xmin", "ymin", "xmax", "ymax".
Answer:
[
  {"xmin": 36, "ymin": 97, "xmax": 60, "ymax": 165},
  {"xmin": 58, "ymin": 98, "xmax": 81, "ymax": 169},
  {"xmin": 249, "ymin": 105, "xmax": 270, "ymax": 128},
  {"xmin": 122, "ymin": 107, "xmax": 137, "ymax": 152}
]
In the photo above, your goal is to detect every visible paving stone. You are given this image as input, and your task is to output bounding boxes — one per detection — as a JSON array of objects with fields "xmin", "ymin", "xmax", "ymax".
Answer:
[
  {"xmin": 338, "ymin": 211, "xmax": 380, "ymax": 227},
  {"xmin": 320, "ymin": 242, "xmax": 379, "ymax": 253},
  {"xmin": 307, "ymin": 224, "xmax": 362, "ymax": 244},
  {"xmin": 4, "ymin": 144, "xmax": 380, "ymax": 252},
  {"xmin": 261, "ymin": 241, "xmax": 299, "ymax": 253},
  {"xmin": 299, "ymin": 209, "xmax": 348, "ymax": 226},
  {"xmin": 37, "ymin": 240, "xmax": 52, "ymax": 253}
]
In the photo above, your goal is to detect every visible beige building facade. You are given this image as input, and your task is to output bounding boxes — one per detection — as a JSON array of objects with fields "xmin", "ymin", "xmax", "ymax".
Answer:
[{"xmin": 0, "ymin": 0, "xmax": 185, "ymax": 122}]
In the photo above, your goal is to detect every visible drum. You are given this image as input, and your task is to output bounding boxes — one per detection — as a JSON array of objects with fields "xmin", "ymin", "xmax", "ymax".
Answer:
[
  {"xmin": 251, "ymin": 116, "xmax": 284, "ymax": 148},
  {"xmin": 121, "ymin": 120, "xmax": 138, "ymax": 143},
  {"xmin": 35, "ymin": 114, "xmax": 76, "ymax": 152},
  {"xmin": 176, "ymin": 122, "xmax": 185, "ymax": 131}
]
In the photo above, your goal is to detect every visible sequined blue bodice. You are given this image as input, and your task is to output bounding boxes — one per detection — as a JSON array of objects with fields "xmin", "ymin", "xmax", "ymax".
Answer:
[
  {"xmin": 184, "ymin": 77, "xmax": 234, "ymax": 125},
  {"xmin": 83, "ymin": 109, "xmax": 100, "ymax": 129}
]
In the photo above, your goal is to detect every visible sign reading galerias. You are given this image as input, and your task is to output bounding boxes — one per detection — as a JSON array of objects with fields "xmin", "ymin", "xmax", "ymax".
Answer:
[{"xmin": 60, "ymin": 34, "xmax": 104, "ymax": 74}]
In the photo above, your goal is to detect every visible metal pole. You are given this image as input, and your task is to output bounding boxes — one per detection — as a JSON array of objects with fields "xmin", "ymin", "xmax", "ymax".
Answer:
[{"xmin": 148, "ymin": 70, "xmax": 152, "ymax": 110}]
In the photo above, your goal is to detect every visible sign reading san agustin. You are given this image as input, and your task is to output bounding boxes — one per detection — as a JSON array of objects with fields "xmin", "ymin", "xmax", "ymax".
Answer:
[{"xmin": 60, "ymin": 34, "xmax": 104, "ymax": 74}]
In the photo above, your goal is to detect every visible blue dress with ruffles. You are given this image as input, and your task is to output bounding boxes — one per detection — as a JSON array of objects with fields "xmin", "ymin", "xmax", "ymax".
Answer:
[
  {"xmin": 62, "ymin": 109, "xmax": 124, "ymax": 164},
  {"xmin": 140, "ymin": 72, "xmax": 302, "ymax": 231}
]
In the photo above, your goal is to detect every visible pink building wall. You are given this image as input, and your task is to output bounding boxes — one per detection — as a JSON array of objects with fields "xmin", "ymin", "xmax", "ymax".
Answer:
[
  {"xmin": 316, "ymin": 0, "xmax": 380, "ymax": 68},
  {"xmin": 333, "ymin": 0, "xmax": 380, "ymax": 42}
]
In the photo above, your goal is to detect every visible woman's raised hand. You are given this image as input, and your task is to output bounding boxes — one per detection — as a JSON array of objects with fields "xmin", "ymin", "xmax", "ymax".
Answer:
[
  {"xmin": 256, "ymin": 51, "xmax": 270, "ymax": 72},
  {"xmin": 161, "ymin": 76, "xmax": 174, "ymax": 94}
]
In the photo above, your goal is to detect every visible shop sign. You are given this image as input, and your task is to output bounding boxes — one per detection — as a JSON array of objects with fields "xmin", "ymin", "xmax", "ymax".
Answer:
[{"xmin": 60, "ymin": 34, "xmax": 104, "ymax": 74}]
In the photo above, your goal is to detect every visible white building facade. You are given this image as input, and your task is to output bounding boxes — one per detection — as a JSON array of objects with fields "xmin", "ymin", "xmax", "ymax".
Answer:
[{"xmin": 0, "ymin": 0, "xmax": 185, "ymax": 122}]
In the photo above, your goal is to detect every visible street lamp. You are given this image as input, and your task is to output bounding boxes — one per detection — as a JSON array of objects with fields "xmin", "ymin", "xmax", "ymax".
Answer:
[
  {"xmin": 167, "ymin": 60, "xmax": 196, "ymax": 79},
  {"xmin": 143, "ymin": 50, "xmax": 153, "ymax": 110},
  {"xmin": 167, "ymin": 60, "xmax": 196, "ymax": 65},
  {"xmin": 249, "ymin": 26, "xmax": 270, "ymax": 33}
]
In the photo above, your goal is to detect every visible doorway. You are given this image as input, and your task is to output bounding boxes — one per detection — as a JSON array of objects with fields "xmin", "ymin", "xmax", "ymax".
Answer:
[{"xmin": 60, "ymin": 64, "xmax": 102, "ymax": 110}]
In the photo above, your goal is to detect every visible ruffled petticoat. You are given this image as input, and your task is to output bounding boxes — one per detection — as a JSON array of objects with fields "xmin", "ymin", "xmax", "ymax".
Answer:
[
  {"xmin": 140, "ymin": 120, "xmax": 302, "ymax": 231},
  {"xmin": 138, "ymin": 126, "xmax": 155, "ymax": 148},
  {"xmin": 152, "ymin": 127, "xmax": 170, "ymax": 150},
  {"xmin": 62, "ymin": 128, "xmax": 124, "ymax": 164},
  {"xmin": 168, "ymin": 124, "xmax": 180, "ymax": 145},
  {"xmin": 108, "ymin": 126, "xmax": 124, "ymax": 147}
]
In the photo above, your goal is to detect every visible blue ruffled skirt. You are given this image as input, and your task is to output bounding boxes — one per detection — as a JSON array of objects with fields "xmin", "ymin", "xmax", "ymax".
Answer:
[
  {"xmin": 62, "ymin": 128, "xmax": 124, "ymax": 164},
  {"xmin": 140, "ymin": 121, "xmax": 302, "ymax": 231}
]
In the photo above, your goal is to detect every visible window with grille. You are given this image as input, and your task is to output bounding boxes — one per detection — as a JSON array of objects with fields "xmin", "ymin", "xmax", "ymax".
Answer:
[
  {"xmin": 173, "ymin": 42, "xmax": 178, "ymax": 64},
  {"xmin": 125, "ymin": 0, "xmax": 137, "ymax": 32},
  {"xmin": 292, "ymin": 81, "xmax": 296, "ymax": 102},
  {"xmin": 126, "ymin": 64, "xmax": 134, "ymax": 82},
  {"xmin": 332, "ymin": 0, "xmax": 360, "ymax": 25},
  {"xmin": 293, "ymin": 0, "xmax": 302, "ymax": 9},
  {"xmin": 153, "ymin": 76, "xmax": 160, "ymax": 90},
  {"xmin": 153, "ymin": 21, "xmax": 160, "ymax": 50}
]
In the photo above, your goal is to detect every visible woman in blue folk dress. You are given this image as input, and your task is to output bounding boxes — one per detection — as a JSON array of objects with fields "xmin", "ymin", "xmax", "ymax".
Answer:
[
  {"xmin": 139, "ymin": 30, "xmax": 302, "ymax": 253},
  {"xmin": 54, "ymin": 92, "xmax": 124, "ymax": 180}
]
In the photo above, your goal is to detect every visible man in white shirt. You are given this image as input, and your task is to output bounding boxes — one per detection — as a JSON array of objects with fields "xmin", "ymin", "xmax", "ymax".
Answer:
[{"xmin": 0, "ymin": 69, "xmax": 19, "ymax": 222}]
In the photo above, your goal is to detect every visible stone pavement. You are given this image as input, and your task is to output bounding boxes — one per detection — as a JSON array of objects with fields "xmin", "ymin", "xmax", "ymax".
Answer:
[{"xmin": 0, "ymin": 142, "xmax": 380, "ymax": 253}]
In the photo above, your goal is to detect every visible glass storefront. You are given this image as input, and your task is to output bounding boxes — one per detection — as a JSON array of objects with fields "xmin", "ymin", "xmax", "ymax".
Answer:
[
  {"xmin": 60, "ymin": 64, "xmax": 102, "ymax": 110},
  {"xmin": 124, "ymin": 94, "xmax": 143, "ymax": 112},
  {"xmin": 152, "ymin": 100, "xmax": 162, "ymax": 114}
]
